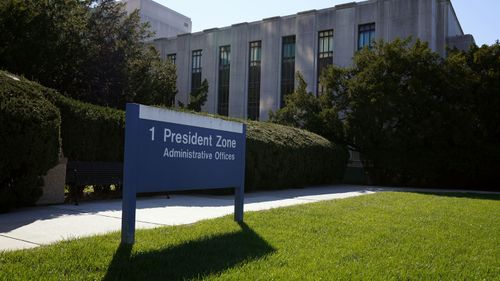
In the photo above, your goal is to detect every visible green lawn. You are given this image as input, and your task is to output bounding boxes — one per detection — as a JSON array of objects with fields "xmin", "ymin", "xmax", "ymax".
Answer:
[{"xmin": 1, "ymin": 192, "xmax": 499, "ymax": 280}]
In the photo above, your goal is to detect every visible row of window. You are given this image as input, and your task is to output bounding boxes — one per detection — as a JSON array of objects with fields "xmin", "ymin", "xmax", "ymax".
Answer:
[{"xmin": 167, "ymin": 23, "xmax": 375, "ymax": 120}]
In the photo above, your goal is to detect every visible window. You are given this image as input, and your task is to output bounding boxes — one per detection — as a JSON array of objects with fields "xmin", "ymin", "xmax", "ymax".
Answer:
[
  {"xmin": 358, "ymin": 23, "xmax": 375, "ymax": 50},
  {"xmin": 191, "ymin": 50, "xmax": 202, "ymax": 92},
  {"xmin": 317, "ymin": 30, "xmax": 334, "ymax": 95},
  {"xmin": 281, "ymin": 36, "xmax": 295, "ymax": 108},
  {"xmin": 167, "ymin": 53, "xmax": 176, "ymax": 65},
  {"xmin": 217, "ymin": 45, "xmax": 231, "ymax": 116},
  {"xmin": 248, "ymin": 41, "xmax": 262, "ymax": 120}
]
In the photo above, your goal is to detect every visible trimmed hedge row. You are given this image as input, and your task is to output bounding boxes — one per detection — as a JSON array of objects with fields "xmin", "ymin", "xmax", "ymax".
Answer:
[
  {"xmin": 244, "ymin": 120, "xmax": 348, "ymax": 191},
  {"xmin": 0, "ymin": 70, "xmax": 346, "ymax": 212},
  {"xmin": 0, "ymin": 71, "xmax": 61, "ymax": 212},
  {"xmin": 50, "ymin": 97, "xmax": 348, "ymax": 191},
  {"xmin": 44, "ymin": 92, "xmax": 125, "ymax": 162}
]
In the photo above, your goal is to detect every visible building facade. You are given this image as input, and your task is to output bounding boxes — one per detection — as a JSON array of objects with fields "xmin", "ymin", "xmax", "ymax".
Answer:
[
  {"xmin": 153, "ymin": 0, "xmax": 472, "ymax": 121},
  {"xmin": 123, "ymin": 0, "xmax": 192, "ymax": 40}
]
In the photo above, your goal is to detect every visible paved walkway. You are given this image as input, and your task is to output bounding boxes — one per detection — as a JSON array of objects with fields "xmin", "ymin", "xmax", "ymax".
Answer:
[
  {"xmin": 1, "ymin": 185, "xmax": 498, "ymax": 252},
  {"xmin": 0, "ymin": 185, "xmax": 378, "ymax": 251}
]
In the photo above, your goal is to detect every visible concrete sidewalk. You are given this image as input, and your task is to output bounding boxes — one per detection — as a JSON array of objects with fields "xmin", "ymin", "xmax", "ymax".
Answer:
[
  {"xmin": 1, "ymin": 185, "xmax": 498, "ymax": 252},
  {"xmin": 0, "ymin": 185, "xmax": 378, "ymax": 251}
]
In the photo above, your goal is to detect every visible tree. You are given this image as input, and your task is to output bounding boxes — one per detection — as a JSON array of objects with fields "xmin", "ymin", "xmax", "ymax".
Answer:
[
  {"xmin": 181, "ymin": 79, "xmax": 208, "ymax": 112},
  {"xmin": 128, "ymin": 53, "xmax": 178, "ymax": 107},
  {"xmin": 82, "ymin": 0, "xmax": 154, "ymax": 107},
  {"xmin": 270, "ymin": 72, "xmax": 346, "ymax": 145},
  {"xmin": 321, "ymin": 38, "xmax": 500, "ymax": 187},
  {"xmin": 269, "ymin": 72, "xmax": 322, "ymax": 130},
  {"xmin": 0, "ymin": 0, "xmax": 177, "ymax": 108},
  {"xmin": 317, "ymin": 66, "xmax": 351, "ymax": 144},
  {"xmin": 0, "ymin": 0, "xmax": 89, "ymax": 95},
  {"xmin": 272, "ymin": 38, "xmax": 500, "ymax": 188},
  {"xmin": 324, "ymin": 39, "xmax": 469, "ymax": 185},
  {"xmin": 459, "ymin": 42, "xmax": 500, "ymax": 186}
]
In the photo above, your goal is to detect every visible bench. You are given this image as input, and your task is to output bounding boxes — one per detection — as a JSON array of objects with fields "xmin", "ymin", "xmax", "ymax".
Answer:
[{"xmin": 66, "ymin": 161, "xmax": 123, "ymax": 204}]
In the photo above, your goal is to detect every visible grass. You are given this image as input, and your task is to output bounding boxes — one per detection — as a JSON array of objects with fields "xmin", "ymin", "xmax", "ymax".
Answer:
[{"xmin": 0, "ymin": 192, "xmax": 499, "ymax": 280}]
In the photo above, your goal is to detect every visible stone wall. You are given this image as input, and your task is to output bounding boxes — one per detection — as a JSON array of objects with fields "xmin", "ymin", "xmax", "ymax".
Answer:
[{"xmin": 37, "ymin": 158, "xmax": 67, "ymax": 205}]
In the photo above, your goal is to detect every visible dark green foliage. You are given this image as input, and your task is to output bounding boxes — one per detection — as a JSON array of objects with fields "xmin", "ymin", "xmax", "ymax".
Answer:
[
  {"xmin": 244, "ymin": 120, "xmax": 348, "ymax": 191},
  {"xmin": 44, "ymin": 91, "xmax": 125, "ymax": 162},
  {"xmin": 0, "ymin": 71, "xmax": 61, "ymax": 211},
  {"xmin": 130, "ymin": 59, "xmax": 178, "ymax": 107},
  {"xmin": 336, "ymin": 39, "xmax": 454, "ymax": 185},
  {"xmin": 461, "ymin": 43, "xmax": 500, "ymax": 186},
  {"xmin": 47, "ymin": 93, "xmax": 346, "ymax": 189},
  {"xmin": 269, "ymin": 73, "xmax": 323, "ymax": 131},
  {"xmin": 0, "ymin": 0, "xmax": 88, "ymax": 96},
  {"xmin": 320, "ymin": 39, "xmax": 500, "ymax": 188},
  {"xmin": 270, "ymin": 72, "xmax": 346, "ymax": 145},
  {"xmin": 273, "ymin": 39, "xmax": 500, "ymax": 189},
  {"xmin": 185, "ymin": 79, "xmax": 209, "ymax": 112},
  {"xmin": 0, "ymin": 0, "xmax": 177, "ymax": 109}
]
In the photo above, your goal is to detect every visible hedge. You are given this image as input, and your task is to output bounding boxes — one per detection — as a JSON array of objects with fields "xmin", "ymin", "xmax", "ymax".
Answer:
[
  {"xmin": 244, "ymin": 120, "xmax": 348, "ymax": 191},
  {"xmin": 0, "ymin": 71, "xmax": 61, "ymax": 212},
  {"xmin": 43, "ymin": 92, "xmax": 125, "ymax": 162},
  {"xmin": 48, "ymin": 95, "xmax": 347, "ymax": 191},
  {"xmin": 1, "ymin": 71, "xmax": 345, "ymax": 211}
]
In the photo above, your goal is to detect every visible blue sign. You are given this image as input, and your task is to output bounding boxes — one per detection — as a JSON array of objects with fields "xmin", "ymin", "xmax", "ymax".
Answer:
[{"xmin": 121, "ymin": 104, "xmax": 246, "ymax": 244}]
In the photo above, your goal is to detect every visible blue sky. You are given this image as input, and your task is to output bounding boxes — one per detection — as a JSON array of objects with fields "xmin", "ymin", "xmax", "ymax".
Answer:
[{"xmin": 155, "ymin": 0, "xmax": 499, "ymax": 46}]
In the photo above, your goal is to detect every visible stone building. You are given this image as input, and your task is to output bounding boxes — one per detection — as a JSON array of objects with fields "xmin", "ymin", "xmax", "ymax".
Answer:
[
  {"xmin": 122, "ymin": 0, "xmax": 191, "ymax": 40},
  {"xmin": 152, "ymin": 0, "xmax": 473, "ymax": 121}
]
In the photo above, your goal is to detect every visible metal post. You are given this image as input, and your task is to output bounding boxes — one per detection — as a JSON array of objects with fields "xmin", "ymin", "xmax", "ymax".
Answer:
[
  {"xmin": 121, "ymin": 104, "xmax": 139, "ymax": 245},
  {"xmin": 234, "ymin": 124, "xmax": 246, "ymax": 222},
  {"xmin": 121, "ymin": 185, "xmax": 136, "ymax": 244}
]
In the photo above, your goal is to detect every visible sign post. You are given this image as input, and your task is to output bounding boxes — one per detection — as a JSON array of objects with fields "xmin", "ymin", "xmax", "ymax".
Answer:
[{"xmin": 121, "ymin": 104, "xmax": 246, "ymax": 244}]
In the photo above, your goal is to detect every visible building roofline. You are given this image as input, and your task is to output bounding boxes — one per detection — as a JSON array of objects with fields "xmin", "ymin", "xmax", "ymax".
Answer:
[
  {"xmin": 153, "ymin": 0, "xmax": 378, "ymax": 41},
  {"xmin": 231, "ymin": 22, "xmax": 248, "ymax": 27},
  {"xmin": 139, "ymin": 0, "xmax": 191, "ymax": 22},
  {"xmin": 297, "ymin": 9, "xmax": 317, "ymax": 16},
  {"xmin": 334, "ymin": 2, "xmax": 357, "ymax": 10},
  {"xmin": 262, "ymin": 16, "xmax": 281, "ymax": 21},
  {"xmin": 156, "ymin": 0, "xmax": 464, "ymax": 42}
]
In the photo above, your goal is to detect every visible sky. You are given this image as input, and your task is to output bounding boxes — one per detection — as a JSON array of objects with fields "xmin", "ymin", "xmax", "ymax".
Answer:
[{"xmin": 154, "ymin": 0, "xmax": 499, "ymax": 46}]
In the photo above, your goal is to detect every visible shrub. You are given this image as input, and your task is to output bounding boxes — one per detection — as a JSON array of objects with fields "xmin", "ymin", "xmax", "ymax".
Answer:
[
  {"xmin": 48, "ymin": 95, "xmax": 347, "ymax": 190},
  {"xmin": 44, "ymin": 92, "xmax": 125, "ymax": 162},
  {"xmin": 0, "ymin": 71, "xmax": 61, "ymax": 212},
  {"xmin": 245, "ymin": 120, "xmax": 348, "ymax": 191},
  {"xmin": 319, "ymin": 39, "xmax": 500, "ymax": 189}
]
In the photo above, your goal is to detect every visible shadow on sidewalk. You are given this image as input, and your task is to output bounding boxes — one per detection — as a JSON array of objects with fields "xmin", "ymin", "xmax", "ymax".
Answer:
[
  {"xmin": 0, "ymin": 185, "xmax": 372, "ymax": 233},
  {"xmin": 103, "ymin": 222, "xmax": 274, "ymax": 281}
]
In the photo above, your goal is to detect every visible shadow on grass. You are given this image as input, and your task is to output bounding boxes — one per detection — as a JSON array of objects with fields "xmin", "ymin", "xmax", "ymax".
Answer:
[
  {"xmin": 407, "ymin": 191, "xmax": 500, "ymax": 201},
  {"xmin": 103, "ymin": 222, "xmax": 275, "ymax": 281}
]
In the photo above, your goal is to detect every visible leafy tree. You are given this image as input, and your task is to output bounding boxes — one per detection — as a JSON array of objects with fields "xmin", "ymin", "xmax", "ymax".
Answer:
[
  {"xmin": 270, "ymin": 72, "xmax": 346, "ymax": 145},
  {"xmin": 181, "ymin": 79, "xmax": 208, "ymax": 112},
  {"xmin": 0, "ymin": 0, "xmax": 88, "ymax": 95},
  {"xmin": 269, "ymin": 72, "xmax": 322, "ymax": 130},
  {"xmin": 0, "ymin": 0, "xmax": 176, "ymax": 108},
  {"xmin": 82, "ymin": 0, "xmax": 153, "ymax": 107},
  {"xmin": 322, "ymin": 39, "xmax": 500, "ymax": 187},
  {"xmin": 128, "ymin": 55, "xmax": 178, "ymax": 107},
  {"xmin": 317, "ymin": 67, "xmax": 350, "ymax": 144},
  {"xmin": 460, "ymin": 42, "xmax": 500, "ymax": 185},
  {"xmin": 335, "ymin": 39, "xmax": 449, "ymax": 184},
  {"xmin": 274, "ymin": 38, "xmax": 500, "ymax": 188}
]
